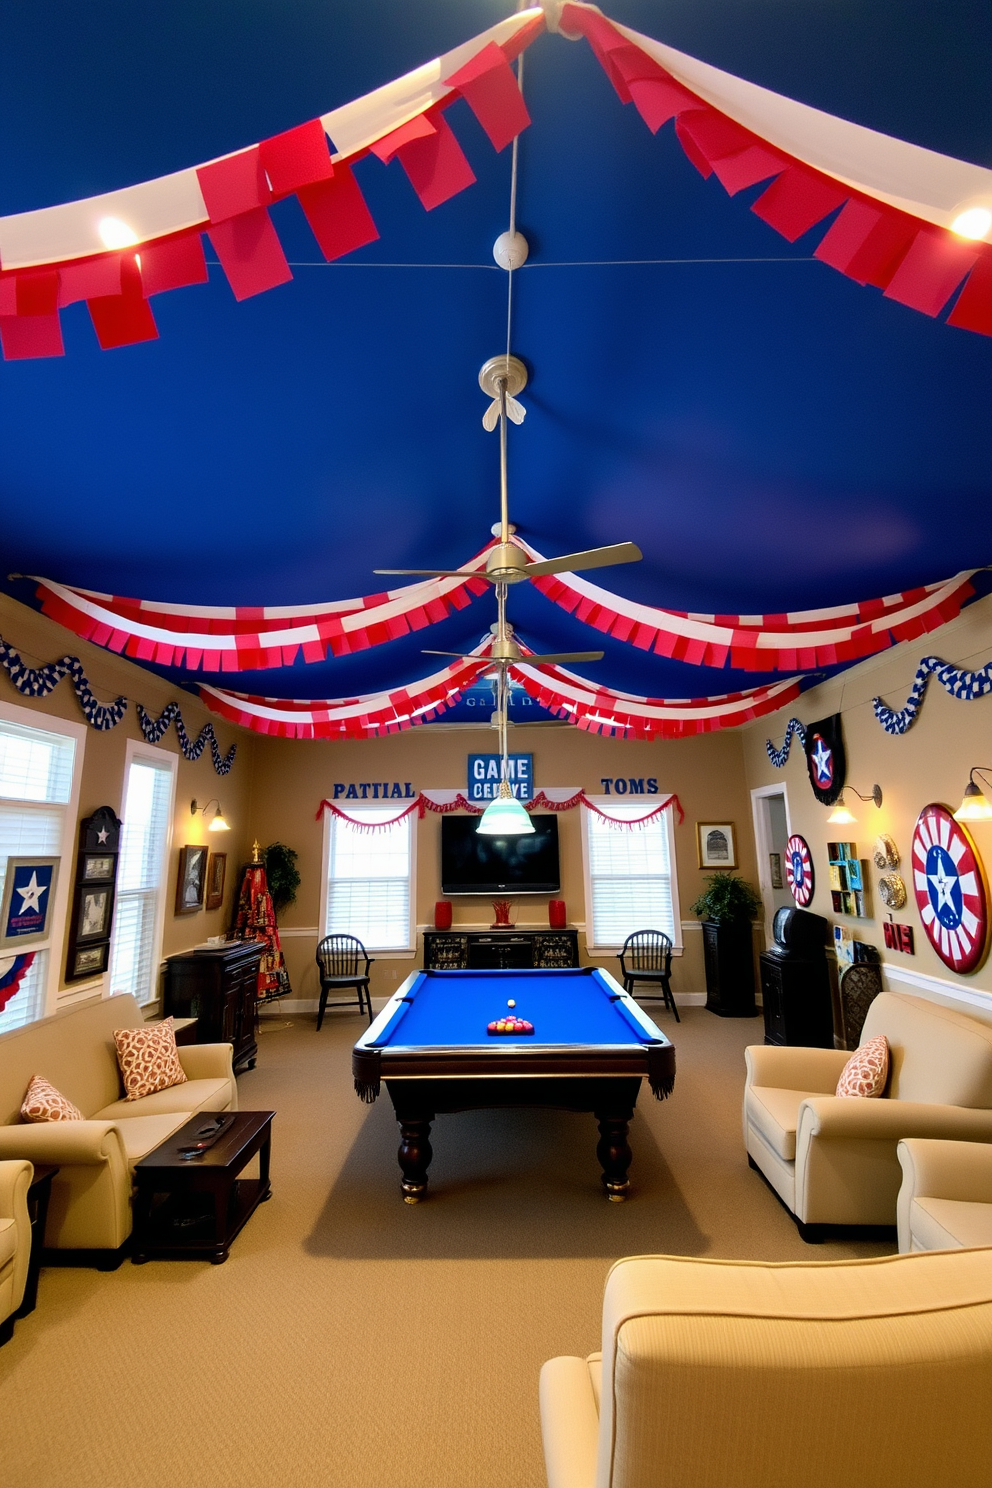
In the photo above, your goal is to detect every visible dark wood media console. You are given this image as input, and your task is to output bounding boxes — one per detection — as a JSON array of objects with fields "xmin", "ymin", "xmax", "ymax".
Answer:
[{"xmin": 423, "ymin": 928, "xmax": 580, "ymax": 971}]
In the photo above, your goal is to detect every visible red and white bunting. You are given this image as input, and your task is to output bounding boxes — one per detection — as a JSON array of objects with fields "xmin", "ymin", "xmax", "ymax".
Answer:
[
  {"xmin": 0, "ymin": 11, "xmax": 543, "ymax": 358},
  {"xmin": 195, "ymin": 645, "xmax": 800, "ymax": 740},
  {"xmin": 508, "ymin": 663, "xmax": 802, "ymax": 738},
  {"xmin": 198, "ymin": 651, "xmax": 495, "ymax": 738},
  {"xmin": 315, "ymin": 786, "xmax": 684, "ymax": 831},
  {"xmin": 3, "ymin": 2, "xmax": 991, "ymax": 357},
  {"xmin": 31, "ymin": 552, "xmax": 975, "ymax": 677},
  {"xmin": 560, "ymin": 2, "xmax": 992, "ymax": 335}
]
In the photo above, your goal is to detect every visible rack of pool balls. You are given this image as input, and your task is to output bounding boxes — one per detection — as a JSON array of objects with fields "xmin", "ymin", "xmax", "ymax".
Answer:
[{"xmin": 487, "ymin": 998, "xmax": 534, "ymax": 1036}]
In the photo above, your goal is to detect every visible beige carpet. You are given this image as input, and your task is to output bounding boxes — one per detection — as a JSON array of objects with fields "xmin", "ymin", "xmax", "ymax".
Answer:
[{"xmin": 0, "ymin": 1009, "xmax": 893, "ymax": 1488}]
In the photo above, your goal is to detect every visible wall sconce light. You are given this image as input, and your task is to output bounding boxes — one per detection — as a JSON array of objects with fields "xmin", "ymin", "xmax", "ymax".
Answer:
[
  {"xmin": 953, "ymin": 768, "xmax": 992, "ymax": 823},
  {"xmin": 826, "ymin": 785, "xmax": 883, "ymax": 825},
  {"xmin": 191, "ymin": 798, "xmax": 230, "ymax": 832}
]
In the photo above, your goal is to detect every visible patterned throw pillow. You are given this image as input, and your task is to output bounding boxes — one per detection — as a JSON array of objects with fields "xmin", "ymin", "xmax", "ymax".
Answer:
[
  {"xmin": 21, "ymin": 1074, "xmax": 84, "ymax": 1122},
  {"xmin": 114, "ymin": 1018, "xmax": 188, "ymax": 1102},
  {"xmin": 836, "ymin": 1033, "xmax": 889, "ymax": 1097}
]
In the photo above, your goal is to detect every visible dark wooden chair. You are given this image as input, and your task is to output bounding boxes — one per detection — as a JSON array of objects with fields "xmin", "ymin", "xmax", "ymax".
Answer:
[
  {"xmin": 315, "ymin": 934, "xmax": 374, "ymax": 1029},
  {"xmin": 618, "ymin": 930, "xmax": 679, "ymax": 1021}
]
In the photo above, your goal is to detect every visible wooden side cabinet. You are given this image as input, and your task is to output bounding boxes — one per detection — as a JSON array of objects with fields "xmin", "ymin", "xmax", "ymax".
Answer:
[
  {"xmin": 701, "ymin": 921, "xmax": 757, "ymax": 1017},
  {"xmin": 758, "ymin": 950, "xmax": 833, "ymax": 1048},
  {"xmin": 423, "ymin": 929, "xmax": 580, "ymax": 971},
  {"xmin": 163, "ymin": 942, "xmax": 262, "ymax": 1073}
]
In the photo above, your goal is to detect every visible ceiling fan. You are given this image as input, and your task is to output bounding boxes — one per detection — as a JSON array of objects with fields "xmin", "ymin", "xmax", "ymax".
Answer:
[{"xmin": 374, "ymin": 355, "xmax": 642, "ymax": 593}]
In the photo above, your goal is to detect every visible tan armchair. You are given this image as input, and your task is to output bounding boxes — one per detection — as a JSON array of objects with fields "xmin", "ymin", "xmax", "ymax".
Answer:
[
  {"xmin": 540, "ymin": 1250, "xmax": 992, "ymax": 1488},
  {"xmin": 897, "ymin": 1138, "xmax": 992, "ymax": 1252},
  {"xmin": 0, "ymin": 1159, "xmax": 33, "ymax": 1346},
  {"xmin": 0, "ymin": 994, "xmax": 237, "ymax": 1265},
  {"xmin": 743, "ymin": 992, "xmax": 992, "ymax": 1239}
]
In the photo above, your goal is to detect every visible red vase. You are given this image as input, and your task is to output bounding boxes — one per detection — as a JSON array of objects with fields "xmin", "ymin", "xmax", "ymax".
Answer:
[
  {"xmin": 549, "ymin": 899, "xmax": 567, "ymax": 929},
  {"xmin": 434, "ymin": 900, "xmax": 452, "ymax": 930}
]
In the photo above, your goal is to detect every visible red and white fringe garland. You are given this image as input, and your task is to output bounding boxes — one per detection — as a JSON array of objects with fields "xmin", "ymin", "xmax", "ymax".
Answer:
[
  {"xmin": 29, "ymin": 560, "xmax": 974, "ymax": 678},
  {"xmin": 560, "ymin": 3, "xmax": 991, "ymax": 335},
  {"xmin": 316, "ymin": 788, "xmax": 684, "ymax": 832}
]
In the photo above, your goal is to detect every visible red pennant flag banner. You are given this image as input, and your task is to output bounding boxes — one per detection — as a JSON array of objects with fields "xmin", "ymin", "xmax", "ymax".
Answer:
[
  {"xmin": 559, "ymin": 0, "xmax": 992, "ymax": 336},
  {"xmin": 443, "ymin": 40, "xmax": 531, "ymax": 153},
  {"xmin": 1, "ymin": 6, "xmax": 989, "ymax": 354},
  {"xmin": 87, "ymin": 255, "xmax": 159, "ymax": 349}
]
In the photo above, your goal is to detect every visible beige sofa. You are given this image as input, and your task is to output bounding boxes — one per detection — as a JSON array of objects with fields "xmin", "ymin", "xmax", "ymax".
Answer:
[
  {"xmin": 0, "ymin": 1159, "xmax": 32, "ymax": 1346},
  {"xmin": 744, "ymin": 991, "xmax": 992, "ymax": 1239},
  {"xmin": 540, "ymin": 1250, "xmax": 992, "ymax": 1488},
  {"xmin": 0, "ymin": 994, "xmax": 236, "ymax": 1264},
  {"xmin": 897, "ymin": 1137, "xmax": 992, "ymax": 1252}
]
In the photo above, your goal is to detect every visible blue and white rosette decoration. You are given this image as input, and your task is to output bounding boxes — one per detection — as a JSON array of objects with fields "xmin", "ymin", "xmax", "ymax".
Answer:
[
  {"xmin": 874, "ymin": 656, "xmax": 992, "ymax": 735},
  {"xmin": 0, "ymin": 634, "xmax": 235, "ymax": 774},
  {"xmin": 766, "ymin": 716, "xmax": 807, "ymax": 767}
]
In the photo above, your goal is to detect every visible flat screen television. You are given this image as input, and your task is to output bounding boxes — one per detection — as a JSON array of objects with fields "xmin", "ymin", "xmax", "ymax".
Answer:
[{"xmin": 440, "ymin": 814, "xmax": 561, "ymax": 895}]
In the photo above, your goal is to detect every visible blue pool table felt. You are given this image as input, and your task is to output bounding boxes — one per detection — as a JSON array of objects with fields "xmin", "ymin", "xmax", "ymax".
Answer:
[{"xmin": 369, "ymin": 968, "xmax": 666, "ymax": 1050}]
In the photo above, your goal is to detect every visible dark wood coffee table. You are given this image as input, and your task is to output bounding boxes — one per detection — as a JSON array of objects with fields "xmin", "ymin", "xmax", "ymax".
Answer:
[{"xmin": 132, "ymin": 1111, "xmax": 273, "ymax": 1264}]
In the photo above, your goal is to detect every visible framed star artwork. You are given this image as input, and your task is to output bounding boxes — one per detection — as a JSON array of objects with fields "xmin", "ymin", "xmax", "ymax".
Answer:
[
  {"xmin": 911, "ymin": 803, "xmax": 990, "ymax": 974},
  {"xmin": 0, "ymin": 857, "xmax": 60, "ymax": 949},
  {"xmin": 65, "ymin": 805, "xmax": 123, "ymax": 983}
]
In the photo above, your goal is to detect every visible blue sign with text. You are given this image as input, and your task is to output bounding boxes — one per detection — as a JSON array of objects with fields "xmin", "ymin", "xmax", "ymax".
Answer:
[{"xmin": 468, "ymin": 754, "xmax": 533, "ymax": 801}]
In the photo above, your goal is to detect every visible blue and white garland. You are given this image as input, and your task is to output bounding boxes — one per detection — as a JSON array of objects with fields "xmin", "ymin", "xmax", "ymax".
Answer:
[
  {"xmin": 137, "ymin": 703, "xmax": 236, "ymax": 775},
  {"xmin": 765, "ymin": 716, "xmax": 807, "ymax": 767},
  {"xmin": 873, "ymin": 655, "xmax": 992, "ymax": 735},
  {"xmin": 0, "ymin": 635, "xmax": 127, "ymax": 729},
  {"xmin": 0, "ymin": 633, "xmax": 235, "ymax": 774}
]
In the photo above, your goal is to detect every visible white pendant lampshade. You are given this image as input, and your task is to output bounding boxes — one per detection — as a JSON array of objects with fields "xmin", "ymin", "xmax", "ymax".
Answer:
[{"xmin": 476, "ymin": 780, "xmax": 534, "ymax": 835}]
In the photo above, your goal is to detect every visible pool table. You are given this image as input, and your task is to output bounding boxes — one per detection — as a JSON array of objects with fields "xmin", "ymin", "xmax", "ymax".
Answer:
[{"xmin": 352, "ymin": 967, "xmax": 675, "ymax": 1203}]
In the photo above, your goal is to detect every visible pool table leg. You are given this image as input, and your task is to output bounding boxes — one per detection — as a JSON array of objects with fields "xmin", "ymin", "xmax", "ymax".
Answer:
[
  {"xmin": 397, "ymin": 1115, "xmax": 434, "ymax": 1204},
  {"xmin": 595, "ymin": 1108, "xmax": 634, "ymax": 1201}
]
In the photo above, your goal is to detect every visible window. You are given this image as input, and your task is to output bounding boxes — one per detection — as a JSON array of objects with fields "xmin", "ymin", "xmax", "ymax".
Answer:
[
  {"xmin": 0, "ymin": 710, "xmax": 82, "ymax": 1034},
  {"xmin": 323, "ymin": 806, "xmax": 414, "ymax": 952},
  {"xmin": 109, "ymin": 750, "xmax": 175, "ymax": 1005},
  {"xmin": 582, "ymin": 801, "xmax": 681, "ymax": 950}
]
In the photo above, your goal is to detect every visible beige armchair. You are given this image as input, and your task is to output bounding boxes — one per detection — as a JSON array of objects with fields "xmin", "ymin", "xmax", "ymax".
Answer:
[
  {"xmin": 897, "ymin": 1138, "xmax": 992, "ymax": 1252},
  {"xmin": 743, "ymin": 991, "xmax": 992, "ymax": 1239},
  {"xmin": 540, "ymin": 1250, "xmax": 992, "ymax": 1488},
  {"xmin": 0, "ymin": 994, "xmax": 237, "ymax": 1265},
  {"xmin": 0, "ymin": 1159, "xmax": 33, "ymax": 1346}
]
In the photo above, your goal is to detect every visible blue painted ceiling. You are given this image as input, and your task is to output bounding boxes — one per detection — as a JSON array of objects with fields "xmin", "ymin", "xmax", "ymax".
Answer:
[{"xmin": 1, "ymin": 0, "xmax": 990, "ymax": 708}]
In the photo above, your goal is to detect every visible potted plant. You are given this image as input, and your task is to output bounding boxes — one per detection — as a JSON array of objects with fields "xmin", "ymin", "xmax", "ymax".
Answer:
[{"xmin": 690, "ymin": 873, "xmax": 762, "ymax": 1017}]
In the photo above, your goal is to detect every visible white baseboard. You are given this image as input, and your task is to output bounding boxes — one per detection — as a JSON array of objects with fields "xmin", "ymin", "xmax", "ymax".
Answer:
[{"xmin": 882, "ymin": 962, "xmax": 992, "ymax": 1019}]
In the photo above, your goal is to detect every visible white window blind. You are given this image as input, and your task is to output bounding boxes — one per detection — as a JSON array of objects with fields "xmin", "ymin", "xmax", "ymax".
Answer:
[
  {"xmin": 325, "ymin": 807, "xmax": 413, "ymax": 951},
  {"xmin": 0, "ymin": 716, "xmax": 78, "ymax": 1033},
  {"xmin": 585, "ymin": 804, "xmax": 677, "ymax": 948},
  {"xmin": 109, "ymin": 759, "xmax": 173, "ymax": 1005},
  {"xmin": 0, "ymin": 719, "xmax": 75, "ymax": 803}
]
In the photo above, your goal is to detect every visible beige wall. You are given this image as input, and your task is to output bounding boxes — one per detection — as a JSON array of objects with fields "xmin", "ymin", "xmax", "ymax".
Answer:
[
  {"xmin": 0, "ymin": 594, "xmax": 252, "ymax": 1007},
  {"xmin": 248, "ymin": 721, "xmax": 758, "ymax": 1006},
  {"xmin": 741, "ymin": 591, "xmax": 992, "ymax": 1026}
]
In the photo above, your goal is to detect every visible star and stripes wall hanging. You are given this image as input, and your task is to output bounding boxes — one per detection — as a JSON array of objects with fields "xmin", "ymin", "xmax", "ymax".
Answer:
[{"xmin": 911, "ymin": 803, "xmax": 990, "ymax": 974}]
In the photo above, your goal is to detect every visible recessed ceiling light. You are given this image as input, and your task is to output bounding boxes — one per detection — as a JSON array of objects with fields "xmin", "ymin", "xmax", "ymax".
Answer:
[
  {"xmin": 950, "ymin": 206, "xmax": 992, "ymax": 240},
  {"xmin": 98, "ymin": 216, "xmax": 139, "ymax": 249}
]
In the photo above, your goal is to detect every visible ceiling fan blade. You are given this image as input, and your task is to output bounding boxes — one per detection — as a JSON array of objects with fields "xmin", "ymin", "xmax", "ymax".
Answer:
[
  {"xmin": 420, "ymin": 650, "xmax": 489, "ymax": 659},
  {"xmin": 524, "ymin": 542, "xmax": 642, "ymax": 578},
  {"xmin": 518, "ymin": 651, "xmax": 604, "ymax": 665},
  {"xmin": 374, "ymin": 568, "xmax": 492, "ymax": 580}
]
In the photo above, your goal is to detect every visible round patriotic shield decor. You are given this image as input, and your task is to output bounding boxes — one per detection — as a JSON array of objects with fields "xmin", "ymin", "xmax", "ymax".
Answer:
[
  {"xmin": 786, "ymin": 834, "xmax": 815, "ymax": 907},
  {"xmin": 911, "ymin": 804, "xmax": 990, "ymax": 974}
]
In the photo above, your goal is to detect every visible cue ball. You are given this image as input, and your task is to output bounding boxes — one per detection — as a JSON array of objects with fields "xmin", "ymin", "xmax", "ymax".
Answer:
[{"xmin": 507, "ymin": 999, "xmax": 516, "ymax": 1008}]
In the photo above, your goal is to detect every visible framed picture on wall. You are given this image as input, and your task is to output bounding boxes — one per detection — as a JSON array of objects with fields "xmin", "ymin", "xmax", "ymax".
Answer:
[
  {"xmin": 175, "ymin": 844, "xmax": 209, "ymax": 915},
  {"xmin": 769, "ymin": 852, "xmax": 784, "ymax": 889},
  {"xmin": 64, "ymin": 806, "xmax": 122, "ymax": 984},
  {"xmin": 0, "ymin": 856, "xmax": 60, "ymax": 950},
  {"xmin": 696, "ymin": 822, "xmax": 738, "ymax": 870},
  {"xmin": 71, "ymin": 941, "xmax": 109, "ymax": 978},
  {"xmin": 206, "ymin": 851, "xmax": 227, "ymax": 911}
]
